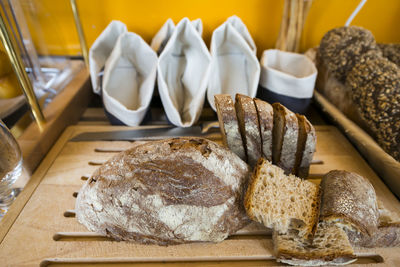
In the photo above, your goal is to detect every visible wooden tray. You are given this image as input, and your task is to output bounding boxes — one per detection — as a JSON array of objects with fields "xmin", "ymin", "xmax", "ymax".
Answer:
[{"xmin": 1, "ymin": 125, "xmax": 400, "ymax": 266}]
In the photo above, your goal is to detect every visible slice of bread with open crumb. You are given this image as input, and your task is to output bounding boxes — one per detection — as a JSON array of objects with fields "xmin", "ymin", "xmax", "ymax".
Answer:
[
  {"xmin": 254, "ymin": 98, "xmax": 273, "ymax": 162},
  {"xmin": 295, "ymin": 114, "xmax": 316, "ymax": 178},
  {"xmin": 244, "ymin": 158, "xmax": 320, "ymax": 239},
  {"xmin": 274, "ymin": 222, "xmax": 356, "ymax": 266}
]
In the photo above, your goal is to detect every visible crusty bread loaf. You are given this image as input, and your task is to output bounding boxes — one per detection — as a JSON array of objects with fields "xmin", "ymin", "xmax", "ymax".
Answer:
[
  {"xmin": 235, "ymin": 94, "xmax": 262, "ymax": 167},
  {"xmin": 272, "ymin": 103, "xmax": 299, "ymax": 175},
  {"xmin": 295, "ymin": 114, "xmax": 316, "ymax": 178},
  {"xmin": 320, "ymin": 170, "xmax": 379, "ymax": 236},
  {"xmin": 76, "ymin": 137, "xmax": 251, "ymax": 245},
  {"xmin": 244, "ymin": 158, "xmax": 320, "ymax": 239},
  {"xmin": 214, "ymin": 94, "xmax": 247, "ymax": 161},
  {"xmin": 254, "ymin": 98, "xmax": 273, "ymax": 162},
  {"xmin": 274, "ymin": 222, "xmax": 356, "ymax": 266}
]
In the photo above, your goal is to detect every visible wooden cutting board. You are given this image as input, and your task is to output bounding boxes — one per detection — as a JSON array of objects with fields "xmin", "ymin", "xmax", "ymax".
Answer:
[{"xmin": 1, "ymin": 125, "xmax": 399, "ymax": 266}]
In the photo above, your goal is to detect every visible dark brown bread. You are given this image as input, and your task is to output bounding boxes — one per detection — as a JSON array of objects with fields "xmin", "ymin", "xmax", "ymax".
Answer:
[
  {"xmin": 215, "ymin": 94, "xmax": 247, "ymax": 161},
  {"xmin": 76, "ymin": 137, "xmax": 251, "ymax": 245},
  {"xmin": 320, "ymin": 170, "xmax": 379, "ymax": 236},
  {"xmin": 235, "ymin": 94, "xmax": 262, "ymax": 168},
  {"xmin": 254, "ymin": 98, "xmax": 273, "ymax": 162},
  {"xmin": 378, "ymin": 43, "xmax": 400, "ymax": 66},
  {"xmin": 272, "ymin": 103, "xmax": 299, "ymax": 175},
  {"xmin": 295, "ymin": 114, "xmax": 316, "ymax": 178}
]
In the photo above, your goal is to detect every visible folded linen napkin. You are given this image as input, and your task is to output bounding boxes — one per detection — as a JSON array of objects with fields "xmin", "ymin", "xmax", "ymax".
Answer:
[{"xmin": 157, "ymin": 18, "xmax": 211, "ymax": 127}]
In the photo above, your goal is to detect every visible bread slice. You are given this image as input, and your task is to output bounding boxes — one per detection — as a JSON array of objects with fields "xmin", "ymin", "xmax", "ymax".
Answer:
[
  {"xmin": 235, "ymin": 94, "xmax": 262, "ymax": 167},
  {"xmin": 254, "ymin": 98, "xmax": 273, "ymax": 162},
  {"xmin": 274, "ymin": 222, "xmax": 357, "ymax": 266},
  {"xmin": 320, "ymin": 170, "xmax": 379, "ymax": 236},
  {"xmin": 294, "ymin": 114, "xmax": 316, "ymax": 178},
  {"xmin": 215, "ymin": 94, "xmax": 247, "ymax": 161},
  {"xmin": 272, "ymin": 103, "xmax": 299, "ymax": 175},
  {"xmin": 244, "ymin": 158, "xmax": 320, "ymax": 239}
]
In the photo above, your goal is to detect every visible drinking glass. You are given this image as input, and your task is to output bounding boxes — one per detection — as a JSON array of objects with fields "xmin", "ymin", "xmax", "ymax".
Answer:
[{"xmin": 0, "ymin": 120, "xmax": 22, "ymax": 218}]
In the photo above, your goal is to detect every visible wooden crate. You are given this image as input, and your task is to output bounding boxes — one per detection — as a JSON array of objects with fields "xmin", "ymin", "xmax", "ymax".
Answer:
[{"xmin": 1, "ymin": 125, "xmax": 400, "ymax": 266}]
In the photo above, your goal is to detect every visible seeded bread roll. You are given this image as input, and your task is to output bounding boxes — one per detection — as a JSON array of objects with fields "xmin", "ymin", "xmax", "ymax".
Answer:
[
  {"xmin": 274, "ymin": 222, "xmax": 356, "ymax": 266},
  {"xmin": 346, "ymin": 54, "xmax": 400, "ymax": 161},
  {"xmin": 215, "ymin": 94, "xmax": 247, "ymax": 161},
  {"xmin": 295, "ymin": 114, "xmax": 316, "ymax": 178},
  {"xmin": 76, "ymin": 137, "xmax": 251, "ymax": 245},
  {"xmin": 319, "ymin": 26, "xmax": 378, "ymax": 83},
  {"xmin": 378, "ymin": 43, "xmax": 400, "ymax": 66},
  {"xmin": 272, "ymin": 103, "xmax": 299, "ymax": 175},
  {"xmin": 235, "ymin": 94, "xmax": 262, "ymax": 167},
  {"xmin": 254, "ymin": 98, "xmax": 273, "ymax": 162},
  {"xmin": 244, "ymin": 158, "xmax": 320, "ymax": 239},
  {"xmin": 320, "ymin": 170, "xmax": 379, "ymax": 236}
]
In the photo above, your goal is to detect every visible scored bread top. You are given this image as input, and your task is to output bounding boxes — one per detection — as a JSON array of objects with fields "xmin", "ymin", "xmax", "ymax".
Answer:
[
  {"xmin": 215, "ymin": 94, "xmax": 247, "ymax": 161},
  {"xmin": 272, "ymin": 103, "xmax": 299, "ymax": 175},
  {"xmin": 254, "ymin": 98, "xmax": 273, "ymax": 162},
  {"xmin": 235, "ymin": 94, "xmax": 262, "ymax": 168},
  {"xmin": 295, "ymin": 114, "xmax": 316, "ymax": 178},
  {"xmin": 244, "ymin": 158, "xmax": 320, "ymax": 239},
  {"xmin": 320, "ymin": 170, "xmax": 379, "ymax": 236}
]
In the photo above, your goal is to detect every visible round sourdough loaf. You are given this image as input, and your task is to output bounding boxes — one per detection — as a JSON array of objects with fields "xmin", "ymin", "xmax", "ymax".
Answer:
[{"xmin": 76, "ymin": 137, "xmax": 251, "ymax": 245}]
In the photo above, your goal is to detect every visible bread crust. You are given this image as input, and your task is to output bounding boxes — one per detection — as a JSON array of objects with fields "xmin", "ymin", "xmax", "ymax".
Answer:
[
  {"xmin": 254, "ymin": 98, "xmax": 273, "ymax": 162},
  {"xmin": 215, "ymin": 94, "xmax": 247, "ymax": 161},
  {"xmin": 235, "ymin": 94, "xmax": 262, "ymax": 168},
  {"xmin": 295, "ymin": 115, "xmax": 316, "ymax": 178},
  {"xmin": 76, "ymin": 137, "xmax": 251, "ymax": 245}
]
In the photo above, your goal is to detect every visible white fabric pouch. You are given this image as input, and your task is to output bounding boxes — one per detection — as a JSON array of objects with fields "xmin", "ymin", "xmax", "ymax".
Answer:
[
  {"xmin": 259, "ymin": 49, "xmax": 317, "ymax": 113},
  {"xmin": 89, "ymin": 20, "xmax": 127, "ymax": 94},
  {"xmin": 207, "ymin": 16, "xmax": 260, "ymax": 111},
  {"xmin": 151, "ymin": 19, "xmax": 203, "ymax": 55},
  {"xmin": 157, "ymin": 18, "xmax": 211, "ymax": 127},
  {"xmin": 102, "ymin": 32, "xmax": 158, "ymax": 126}
]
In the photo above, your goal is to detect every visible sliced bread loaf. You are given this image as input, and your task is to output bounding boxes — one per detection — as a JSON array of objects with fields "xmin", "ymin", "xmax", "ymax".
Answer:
[
  {"xmin": 235, "ymin": 94, "xmax": 262, "ymax": 167},
  {"xmin": 274, "ymin": 222, "xmax": 357, "ymax": 266},
  {"xmin": 320, "ymin": 170, "xmax": 379, "ymax": 236},
  {"xmin": 214, "ymin": 94, "xmax": 247, "ymax": 161},
  {"xmin": 244, "ymin": 158, "xmax": 320, "ymax": 239},
  {"xmin": 272, "ymin": 103, "xmax": 299, "ymax": 175},
  {"xmin": 254, "ymin": 98, "xmax": 273, "ymax": 162},
  {"xmin": 295, "ymin": 114, "xmax": 316, "ymax": 178}
]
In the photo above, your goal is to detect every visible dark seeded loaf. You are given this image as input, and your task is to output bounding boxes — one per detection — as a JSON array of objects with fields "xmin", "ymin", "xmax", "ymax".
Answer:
[
  {"xmin": 272, "ymin": 103, "xmax": 299, "ymax": 175},
  {"xmin": 295, "ymin": 114, "xmax": 316, "ymax": 178},
  {"xmin": 76, "ymin": 137, "xmax": 251, "ymax": 245},
  {"xmin": 235, "ymin": 94, "xmax": 262, "ymax": 168},
  {"xmin": 254, "ymin": 98, "xmax": 273, "ymax": 162},
  {"xmin": 214, "ymin": 94, "xmax": 247, "ymax": 162},
  {"xmin": 320, "ymin": 170, "xmax": 379, "ymax": 236}
]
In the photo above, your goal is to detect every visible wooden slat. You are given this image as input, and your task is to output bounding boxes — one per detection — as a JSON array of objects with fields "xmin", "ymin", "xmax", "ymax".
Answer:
[{"xmin": 0, "ymin": 125, "xmax": 399, "ymax": 266}]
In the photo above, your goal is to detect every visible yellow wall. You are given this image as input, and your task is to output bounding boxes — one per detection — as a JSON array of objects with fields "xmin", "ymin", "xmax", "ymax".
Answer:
[{"xmin": 21, "ymin": 0, "xmax": 400, "ymax": 58}]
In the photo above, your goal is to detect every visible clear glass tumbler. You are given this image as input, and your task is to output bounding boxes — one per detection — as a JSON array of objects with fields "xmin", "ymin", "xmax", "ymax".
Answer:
[{"xmin": 0, "ymin": 120, "xmax": 22, "ymax": 218}]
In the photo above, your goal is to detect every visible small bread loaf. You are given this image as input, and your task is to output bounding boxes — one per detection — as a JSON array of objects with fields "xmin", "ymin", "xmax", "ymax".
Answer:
[
  {"xmin": 244, "ymin": 158, "xmax": 320, "ymax": 239},
  {"xmin": 320, "ymin": 170, "xmax": 379, "ymax": 236},
  {"xmin": 254, "ymin": 98, "xmax": 273, "ymax": 162},
  {"xmin": 295, "ymin": 114, "xmax": 316, "ymax": 178},
  {"xmin": 319, "ymin": 26, "xmax": 378, "ymax": 83},
  {"xmin": 272, "ymin": 103, "xmax": 299, "ymax": 175},
  {"xmin": 235, "ymin": 94, "xmax": 262, "ymax": 167},
  {"xmin": 76, "ymin": 137, "xmax": 250, "ymax": 245},
  {"xmin": 215, "ymin": 94, "xmax": 247, "ymax": 161},
  {"xmin": 274, "ymin": 222, "xmax": 356, "ymax": 266}
]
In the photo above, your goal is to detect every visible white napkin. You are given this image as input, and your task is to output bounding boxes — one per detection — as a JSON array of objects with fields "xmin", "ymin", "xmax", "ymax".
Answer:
[
  {"xmin": 102, "ymin": 32, "xmax": 158, "ymax": 126},
  {"xmin": 151, "ymin": 19, "xmax": 203, "ymax": 55},
  {"xmin": 259, "ymin": 49, "xmax": 317, "ymax": 99},
  {"xmin": 157, "ymin": 18, "xmax": 211, "ymax": 127},
  {"xmin": 207, "ymin": 17, "xmax": 260, "ymax": 111},
  {"xmin": 89, "ymin": 20, "xmax": 127, "ymax": 94}
]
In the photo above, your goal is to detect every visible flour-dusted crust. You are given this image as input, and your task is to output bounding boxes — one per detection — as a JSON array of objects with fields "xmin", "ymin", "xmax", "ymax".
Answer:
[
  {"xmin": 272, "ymin": 103, "xmax": 299, "ymax": 175},
  {"xmin": 295, "ymin": 115, "xmax": 316, "ymax": 178},
  {"xmin": 235, "ymin": 94, "xmax": 262, "ymax": 168},
  {"xmin": 254, "ymin": 98, "xmax": 273, "ymax": 162},
  {"xmin": 76, "ymin": 137, "xmax": 251, "ymax": 245},
  {"xmin": 215, "ymin": 94, "xmax": 247, "ymax": 161},
  {"xmin": 320, "ymin": 170, "xmax": 379, "ymax": 236}
]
